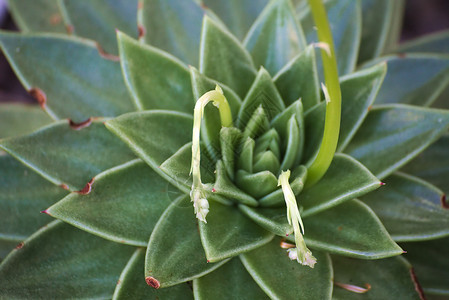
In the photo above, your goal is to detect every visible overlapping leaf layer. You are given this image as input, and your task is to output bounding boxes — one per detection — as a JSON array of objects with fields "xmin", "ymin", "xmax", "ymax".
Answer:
[{"xmin": 1, "ymin": 0, "xmax": 449, "ymax": 299}]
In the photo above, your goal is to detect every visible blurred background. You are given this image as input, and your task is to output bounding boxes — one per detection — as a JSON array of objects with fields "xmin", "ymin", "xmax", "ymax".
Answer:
[{"xmin": 0, "ymin": 0, "xmax": 448, "ymax": 104}]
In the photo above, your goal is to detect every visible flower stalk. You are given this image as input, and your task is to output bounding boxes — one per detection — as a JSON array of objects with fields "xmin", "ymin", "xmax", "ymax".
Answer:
[
  {"xmin": 190, "ymin": 85, "xmax": 233, "ymax": 222},
  {"xmin": 306, "ymin": 0, "xmax": 342, "ymax": 187},
  {"xmin": 278, "ymin": 170, "xmax": 316, "ymax": 268}
]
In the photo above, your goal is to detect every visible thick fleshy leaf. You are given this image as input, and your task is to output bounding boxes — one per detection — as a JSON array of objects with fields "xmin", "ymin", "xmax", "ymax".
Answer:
[
  {"xmin": 118, "ymin": 32, "xmax": 194, "ymax": 112},
  {"xmin": 302, "ymin": 101, "xmax": 325, "ymax": 165},
  {"xmin": 298, "ymin": 199, "xmax": 403, "ymax": 259},
  {"xmin": 113, "ymin": 248, "xmax": 192, "ymax": 300},
  {"xmin": 300, "ymin": 0, "xmax": 361, "ymax": 75},
  {"xmin": 363, "ymin": 172, "xmax": 449, "ymax": 241},
  {"xmin": 60, "ymin": 0, "xmax": 138, "ymax": 55},
  {"xmin": 200, "ymin": 0, "xmax": 268, "ymax": 41},
  {"xmin": 402, "ymin": 133, "xmax": 449, "ymax": 195},
  {"xmin": 0, "ymin": 155, "xmax": 66, "ymax": 242},
  {"xmin": 402, "ymin": 237, "xmax": 449, "ymax": 296},
  {"xmin": 199, "ymin": 16, "xmax": 256, "ymax": 98},
  {"xmin": 397, "ymin": 30, "xmax": 449, "ymax": 54},
  {"xmin": 0, "ymin": 32, "xmax": 135, "ymax": 122},
  {"xmin": 301, "ymin": 154, "xmax": 381, "ymax": 217},
  {"xmin": 199, "ymin": 201, "xmax": 273, "ymax": 262},
  {"xmin": 235, "ymin": 170, "xmax": 278, "ymax": 199},
  {"xmin": 273, "ymin": 46, "xmax": 320, "ymax": 110},
  {"xmin": 194, "ymin": 258, "xmax": 269, "ymax": 299},
  {"xmin": 238, "ymin": 205, "xmax": 292, "ymax": 236},
  {"xmin": 237, "ymin": 68, "xmax": 285, "ymax": 128},
  {"xmin": 0, "ymin": 221, "xmax": 135, "ymax": 299},
  {"xmin": 140, "ymin": 0, "xmax": 204, "ymax": 66},
  {"xmin": 358, "ymin": 0, "xmax": 397, "ymax": 62},
  {"xmin": 145, "ymin": 196, "xmax": 229, "ymax": 288},
  {"xmin": 366, "ymin": 55, "xmax": 449, "ymax": 106},
  {"xmin": 382, "ymin": 0, "xmax": 406, "ymax": 53},
  {"xmin": 0, "ymin": 240, "xmax": 19, "ymax": 260},
  {"xmin": 0, "ymin": 104, "xmax": 53, "ymax": 138},
  {"xmin": 8, "ymin": 0, "xmax": 66, "ymax": 33},
  {"xmin": 240, "ymin": 237, "xmax": 333, "ymax": 300},
  {"xmin": 46, "ymin": 160, "xmax": 179, "ymax": 246},
  {"xmin": 105, "ymin": 110, "xmax": 193, "ymax": 193},
  {"xmin": 337, "ymin": 63, "xmax": 386, "ymax": 151},
  {"xmin": 190, "ymin": 67, "xmax": 242, "ymax": 158},
  {"xmin": 0, "ymin": 120, "xmax": 135, "ymax": 191},
  {"xmin": 244, "ymin": 0, "xmax": 306, "ymax": 75},
  {"xmin": 332, "ymin": 255, "xmax": 420, "ymax": 300},
  {"xmin": 345, "ymin": 104, "xmax": 449, "ymax": 180}
]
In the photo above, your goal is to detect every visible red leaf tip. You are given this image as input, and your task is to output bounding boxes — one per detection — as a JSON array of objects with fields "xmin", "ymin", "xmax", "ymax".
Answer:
[
  {"xmin": 28, "ymin": 87, "xmax": 47, "ymax": 108},
  {"xmin": 69, "ymin": 118, "xmax": 92, "ymax": 130},
  {"xmin": 145, "ymin": 276, "xmax": 160, "ymax": 289},
  {"xmin": 441, "ymin": 195, "xmax": 449, "ymax": 209},
  {"xmin": 380, "ymin": 182, "xmax": 386, "ymax": 186},
  {"xmin": 40, "ymin": 210, "xmax": 48, "ymax": 214},
  {"xmin": 15, "ymin": 242, "xmax": 24, "ymax": 250},
  {"xmin": 77, "ymin": 178, "xmax": 94, "ymax": 195}
]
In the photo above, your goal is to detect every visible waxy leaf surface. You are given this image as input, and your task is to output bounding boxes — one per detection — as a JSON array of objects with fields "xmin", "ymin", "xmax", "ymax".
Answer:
[{"xmin": 0, "ymin": 104, "xmax": 53, "ymax": 139}]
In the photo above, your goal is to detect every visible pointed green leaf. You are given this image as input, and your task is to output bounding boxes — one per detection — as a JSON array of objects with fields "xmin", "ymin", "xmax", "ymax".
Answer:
[
  {"xmin": 303, "ymin": 101, "xmax": 325, "ymax": 165},
  {"xmin": 237, "ymin": 137, "xmax": 255, "ymax": 173},
  {"xmin": 259, "ymin": 164, "xmax": 307, "ymax": 207},
  {"xmin": 240, "ymin": 237, "xmax": 333, "ymax": 300},
  {"xmin": 140, "ymin": 0, "xmax": 204, "ymax": 66},
  {"xmin": 237, "ymin": 68, "xmax": 285, "ymax": 128},
  {"xmin": 0, "ymin": 104, "xmax": 53, "ymax": 139},
  {"xmin": 190, "ymin": 67, "xmax": 242, "ymax": 158},
  {"xmin": 60, "ymin": 0, "xmax": 137, "ymax": 55},
  {"xmin": 0, "ymin": 120, "xmax": 135, "ymax": 191},
  {"xmin": 105, "ymin": 110, "xmax": 193, "ymax": 193},
  {"xmin": 337, "ymin": 63, "xmax": 387, "ymax": 151},
  {"xmin": 244, "ymin": 0, "xmax": 306, "ymax": 75},
  {"xmin": 220, "ymin": 127, "xmax": 242, "ymax": 179},
  {"xmin": 0, "ymin": 155, "xmax": 66, "ymax": 242},
  {"xmin": 301, "ymin": 154, "xmax": 381, "ymax": 217},
  {"xmin": 358, "ymin": 0, "xmax": 397, "ymax": 62},
  {"xmin": 118, "ymin": 32, "xmax": 194, "ymax": 112},
  {"xmin": 8, "ymin": 0, "xmax": 66, "ymax": 33},
  {"xmin": 214, "ymin": 160, "xmax": 258, "ymax": 207},
  {"xmin": 200, "ymin": 0, "xmax": 268, "ymax": 40},
  {"xmin": 238, "ymin": 205, "xmax": 292, "ymax": 236},
  {"xmin": 113, "ymin": 248, "xmax": 193, "ymax": 300},
  {"xmin": 332, "ymin": 255, "xmax": 420, "ymax": 300},
  {"xmin": 242, "ymin": 106, "xmax": 271, "ymax": 139},
  {"xmin": 0, "ymin": 221, "xmax": 135, "ymax": 299},
  {"xmin": 366, "ymin": 55, "xmax": 449, "ymax": 106},
  {"xmin": 145, "ymin": 196, "xmax": 229, "ymax": 288},
  {"xmin": 298, "ymin": 199, "xmax": 403, "ymax": 259},
  {"xmin": 402, "ymin": 237, "xmax": 449, "ymax": 296},
  {"xmin": 397, "ymin": 30, "xmax": 449, "ymax": 54},
  {"xmin": 235, "ymin": 170, "xmax": 278, "ymax": 199},
  {"xmin": 200, "ymin": 16, "xmax": 256, "ymax": 98},
  {"xmin": 194, "ymin": 258, "xmax": 269, "ymax": 300},
  {"xmin": 363, "ymin": 172, "xmax": 449, "ymax": 241},
  {"xmin": 345, "ymin": 104, "xmax": 449, "ymax": 180},
  {"xmin": 382, "ymin": 0, "xmax": 406, "ymax": 53},
  {"xmin": 273, "ymin": 46, "xmax": 320, "ymax": 110},
  {"xmin": 279, "ymin": 116, "xmax": 302, "ymax": 171},
  {"xmin": 300, "ymin": 0, "xmax": 361, "ymax": 75},
  {"xmin": 402, "ymin": 133, "xmax": 449, "ymax": 195},
  {"xmin": 0, "ymin": 32, "xmax": 134, "ymax": 122},
  {"xmin": 47, "ymin": 160, "xmax": 179, "ymax": 246},
  {"xmin": 199, "ymin": 201, "xmax": 273, "ymax": 262}
]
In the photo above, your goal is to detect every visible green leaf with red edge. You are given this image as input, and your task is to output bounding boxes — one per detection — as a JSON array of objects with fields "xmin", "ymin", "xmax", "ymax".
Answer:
[
  {"xmin": 332, "ymin": 255, "xmax": 420, "ymax": 300},
  {"xmin": 46, "ymin": 159, "xmax": 179, "ymax": 246},
  {"xmin": 0, "ymin": 119, "xmax": 135, "ymax": 191},
  {"xmin": 0, "ymin": 221, "xmax": 135, "ymax": 299},
  {"xmin": 139, "ymin": 0, "xmax": 204, "ymax": 66},
  {"xmin": 117, "ymin": 32, "xmax": 194, "ymax": 112},
  {"xmin": 0, "ymin": 32, "xmax": 135, "ymax": 122},
  {"xmin": 345, "ymin": 104, "xmax": 449, "ymax": 180},
  {"xmin": 8, "ymin": 0, "xmax": 66, "ymax": 33},
  {"xmin": 112, "ymin": 248, "xmax": 193, "ymax": 300},
  {"xmin": 240, "ymin": 237, "xmax": 333, "ymax": 300},
  {"xmin": 60, "ymin": 0, "xmax": 138, "ymax": 55},
  {"xmin": 0, "ymin": 155, "xmax": 66, "ymax": 242},
  {"xmin": 145, "ymin": 196, "xmax": 229, "ymax": 288},
  {"xmin": 193, "ymin": 258, "xmax": 269, "ymax": 300},
  {"xmin": 363, "ymin": 172, "xmax": 449, "ymax": 241}
]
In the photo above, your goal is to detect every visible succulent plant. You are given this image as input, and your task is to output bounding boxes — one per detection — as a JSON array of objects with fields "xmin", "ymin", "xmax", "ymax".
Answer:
[{"xmin": 1, "ymin": 0, "xmax": 449, "ymax": 299}]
